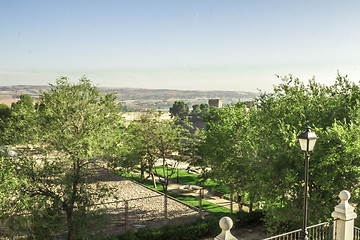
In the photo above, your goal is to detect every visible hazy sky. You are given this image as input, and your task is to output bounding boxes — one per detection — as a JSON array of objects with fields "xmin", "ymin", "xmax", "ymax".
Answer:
[{"xmin": 1, "ymin": 0, "xmax": 360, "ymax": 92}]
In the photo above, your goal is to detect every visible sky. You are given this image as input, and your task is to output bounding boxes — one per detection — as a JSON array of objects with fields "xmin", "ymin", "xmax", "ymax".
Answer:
[{"xmin": 1, "ymin": 0, "xmax": 360, "ymax": 92}]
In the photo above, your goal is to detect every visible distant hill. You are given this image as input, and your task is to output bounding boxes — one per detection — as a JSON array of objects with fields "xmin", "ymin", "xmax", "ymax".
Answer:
[{"xmin": 0, "ymin": 85, "xmax": 258, "ymax": 111}]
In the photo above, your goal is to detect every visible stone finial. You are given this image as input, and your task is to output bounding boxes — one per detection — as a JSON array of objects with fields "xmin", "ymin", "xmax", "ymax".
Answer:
[
  {"xmin": 332, "ymin": 190, "xmax": 357, "ymax": 218},
  {"xmin": 214, "ymin": 217, "xmax": 238, "ymax": 240},
  {"xmin": 339, "ymin": 190, "xmax": 350, "ymax": 201},
  {"xmin": 332, "ymin": 190, "xmax": 357, "ymax": 240}
]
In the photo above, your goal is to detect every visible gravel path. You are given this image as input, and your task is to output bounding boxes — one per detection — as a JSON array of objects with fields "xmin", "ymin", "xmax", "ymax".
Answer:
[{"xmin": 91, "ymin": 164, "xmax": 200, "ymax": 236}]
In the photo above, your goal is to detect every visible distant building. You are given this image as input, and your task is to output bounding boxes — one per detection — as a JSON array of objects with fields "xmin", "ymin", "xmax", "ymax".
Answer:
[{"xmin": 208, "ymin": 99, "xmax": 222, "ymax": 108}]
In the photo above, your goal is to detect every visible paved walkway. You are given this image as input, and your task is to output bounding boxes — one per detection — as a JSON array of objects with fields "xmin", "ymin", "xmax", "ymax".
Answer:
[{"xmin": 152, "ymin": 159, "xmax": 247, "ymax": 212}]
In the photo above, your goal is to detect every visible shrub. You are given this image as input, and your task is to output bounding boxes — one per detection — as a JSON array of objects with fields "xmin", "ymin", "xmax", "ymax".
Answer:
[
  {"xmin": 118, "ymin": 216, "xmax": 220, "ymax": 240},
  {"xmin": 118, "ymin": 210, "xmax": 265, "ymax": 240},
  {"xmin": 236, "ymin": 210, "xmax": 265, "ymax": 228}
]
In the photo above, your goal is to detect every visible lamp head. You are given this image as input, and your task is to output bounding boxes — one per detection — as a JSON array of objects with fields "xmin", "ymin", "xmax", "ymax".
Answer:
[{"xmin": 297, "ymin": 126, "xmax": 318, "ymax": 152}]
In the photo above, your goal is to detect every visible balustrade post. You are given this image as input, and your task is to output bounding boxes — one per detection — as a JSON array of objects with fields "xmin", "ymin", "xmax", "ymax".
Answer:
[
  {"xmin": 331, "ymin": 190, "xmax": 357, "ymax": 240},
  {"xmin": 214, "ymin": 216, "xmax": 238, "ymax": 240}
]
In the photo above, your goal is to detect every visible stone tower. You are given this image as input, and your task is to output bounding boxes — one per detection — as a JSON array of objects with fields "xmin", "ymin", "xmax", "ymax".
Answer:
[{"xmin": 208, "ymin": 99, "xmax": 222, "ymax": 108}]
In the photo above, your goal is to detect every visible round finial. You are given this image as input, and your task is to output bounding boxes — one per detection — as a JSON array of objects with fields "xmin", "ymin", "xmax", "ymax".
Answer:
[
  {"xmin": 219, "ymin": 217, "xmax": 233, "ymax": 231},
  {"xmin": 339, "ymin": 190, "xmax": 351, "ymax": 202}
]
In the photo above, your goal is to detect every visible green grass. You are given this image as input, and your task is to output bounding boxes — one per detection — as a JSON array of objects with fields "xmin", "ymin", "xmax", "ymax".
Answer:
[
  {"xmin": 152, "ymin": 165, "xmax": 229, "ymax": 193},
  {"xmin": 167, "ymin": 193, "xmax": 232, "ymax": 215},
  {"xmin": 117, "ymin": 170, "xmax": 233, "ymax": 215},
  {"xmin": 153, "ymin": 165, "xmax": 199, "ymax": 185},
  {"xmin": 118, "ymin": 170, "xmax": 164, "ymax": 191},
  {"xmin": 152, "ymin": 166, "xmax": 249, "ymax": 203}
]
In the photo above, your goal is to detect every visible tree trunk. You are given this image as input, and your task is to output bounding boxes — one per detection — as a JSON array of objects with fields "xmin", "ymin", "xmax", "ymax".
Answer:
[
  {"xmin": 66, "ymin": 209, "xmax": 73, "ymax": 240},
  {"xmin": 140, "ymin": 163, "xmax": 145, "ymax": 183},
  {"xmin": 151, "ymin": 172, "xmax": 157, "ymax": 188},
  {"xmin": 249, "ymin": 198, "xmax": 253, "ymax": 212}
]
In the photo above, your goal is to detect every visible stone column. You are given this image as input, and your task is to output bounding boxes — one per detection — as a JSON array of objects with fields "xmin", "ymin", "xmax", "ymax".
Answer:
[
  {"xmin": 214, "ymin": 217, "xmax": 238, "ymax": 240},
  {"xmin": 331, "ymin": 190, "xmax": 357, "ymax": 240}
]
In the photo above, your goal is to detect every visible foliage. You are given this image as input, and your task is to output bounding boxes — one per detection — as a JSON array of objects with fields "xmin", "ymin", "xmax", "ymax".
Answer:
[
  {"xmin": 235, "ymin": 210, "xmax": 265, "ymax": 228},
  {"xmin": 198, "ymin": 74, "xmax": 360, "ymax": 233},
  {"xmin": 118, "ymin": 216, "xmax": 220, "ymax": 240},
  {"xmin": 151, "ymin": 118, "xmax": 189, "ymax": 193},
  {"xmin": 200, "ymin": 102, "xmax": 255, "ymax": 210},
  {"xmin": 118, "ymin": 210, "xmax": 264, "ymax": 240},
  {"xmin": 169, "ymin": 100, "xmax": 189, "ymax": 118},
  {"xmin": 250, "ymin": 74, "xmax": 360, "ymax": 233},
  {"xmin": 0, "ymin": 77, "xmax": 124, "ymax": 239},
  {"xmin": 1, "ymin": 94, "xmax": 36, "ymax": 145},
  {"xmin": 0, "ymin": 104, "xmax": 11, "ymax": 144},
  {"xmin": 120, "ymin": 112, "xmax": 166, "ymax": 187},
  {"xmin": 190, "ymin": 103, "xmax": 210, "ymax": 117},
  {"xmin": 121, "ymin": 111, "xmax": 190, "ymax": 193}
]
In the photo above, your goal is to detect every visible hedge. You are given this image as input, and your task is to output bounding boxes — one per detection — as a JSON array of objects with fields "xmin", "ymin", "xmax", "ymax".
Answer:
[{"xmin": 117, "ymin": 210, "xmax": 265, "ymax": 240}]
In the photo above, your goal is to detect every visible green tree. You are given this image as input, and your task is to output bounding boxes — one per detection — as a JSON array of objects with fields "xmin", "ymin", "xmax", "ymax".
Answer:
[
  {"xmin": 153, "ymin": 118, "xmax": 189, "ymax": 194},
  {"xmin": 200, "ymin": 102, "xmax": 255, "ymax": 210},
  {"xmin": 0, "ymin": 104, "xmax": 11, "ymax": 144},
  {"xmin": 169, "ymin": 100, "xmax": 189, "ymax": 118},
  {"xmin": 122, "ymin": 112, "xmax": 163, "ymax": 188},
  {"xmin": 190, "ymin": 104, "xmax": 201, "ymax": 117},
  {"xmin": 11, "ymin": 94, "xmax": 33, "ymax": 110},
  {"xmin": 190, "ymin": 103, "xmax": 210, "ymax": 117},
  {"xmin": 122, "ymin": 112, "xmax": 189, "ymax": 193},
  {"xmin": 251, "ymin": 74, "xmax": 360, "ymax": 233},
  {"xmin": 199, "ymin": 103, "xmax": 210, "ymax": 116},
  {"xmin": 199, "ymin": 74, "xmax": 360, "ymax": 233},
  {"xmin": 4, "ymin": 94, "xmax": 37, "ymax": 145},
  {"xmin": 1, "ymin": 77, "xmax": 124, "ymax": 239}
]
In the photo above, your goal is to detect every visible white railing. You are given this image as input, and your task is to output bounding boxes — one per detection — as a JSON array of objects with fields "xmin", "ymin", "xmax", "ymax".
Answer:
[
  {"xmin": 214, "ymin": 191, "xmax": 356, "ymax": 240},
  {"xmin": 263, "ymin": 221, "xmax": 334, "ymax": 240},
  {"xmin": 354, "ymin": 227, "xmax": 360, "ymax": 240},
  {"xmin": 262, "ymin": 228, "xmax": 301, "ymax": 240}
]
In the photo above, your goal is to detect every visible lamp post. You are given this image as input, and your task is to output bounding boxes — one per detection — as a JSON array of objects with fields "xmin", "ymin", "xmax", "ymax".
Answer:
[{"xmin": 297, "ymin": 126, "xmax": 318, "ymax": 240}]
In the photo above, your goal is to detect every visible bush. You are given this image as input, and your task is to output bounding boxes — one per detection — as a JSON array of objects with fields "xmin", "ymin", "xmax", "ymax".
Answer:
[
  {"xmin": 118, "ymin": 210, "xmax": 265, "ymax": 240},
  {"xmin": 118, "ymin": 216, "xmax": 220, "ymax": 240},
  {"xmin": 236, "ymin": 210, "xmax": 265, "ymax": 228}
]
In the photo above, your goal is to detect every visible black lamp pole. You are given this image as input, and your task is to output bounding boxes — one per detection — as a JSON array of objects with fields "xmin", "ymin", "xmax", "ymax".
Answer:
[
  {"xmin": 301, "ymin": 151, "xmax": 310, "ymax": 240},
  {"xmin": 297, "ymin": 126, "xmax": 318, "ymax": 240}
]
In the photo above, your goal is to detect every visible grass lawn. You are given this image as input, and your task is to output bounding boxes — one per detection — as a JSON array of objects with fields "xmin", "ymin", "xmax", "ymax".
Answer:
[
  {"xmin": 170, "ymin": 193, "xmax": 232, "ymax": 215},
  {"xmin": 152, "ymin": 165, "xmax": 229, "ymax": 193},
  {"xmin": 152, "ymin": 166, "xmax": 250, "ymax": 203},
  {"xmin": 116, "ymin": 170, "xmax": 232, "ymax": 215}
]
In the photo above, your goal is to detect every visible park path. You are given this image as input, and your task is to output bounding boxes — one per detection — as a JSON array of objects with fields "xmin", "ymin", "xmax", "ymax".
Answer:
[
  {"xmin": 130, "ymin": 160, "xmax": 268, "ymax": 239},
  {"xmin": 151, "ymin": 159, "xmax": 268, "ymax": 239},
  {"xmin": 91, "ymin": 163, "xmax": 200, "ymax": 236},
  {"xmin": 153, "ymin": 159, "xmax": 244, "ymax": 212}
]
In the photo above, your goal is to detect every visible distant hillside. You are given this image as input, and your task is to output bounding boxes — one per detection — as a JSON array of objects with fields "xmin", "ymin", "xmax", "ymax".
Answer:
[{"xmin": 0, "ymin": 85, "xmax": 258, "ymax": 111}]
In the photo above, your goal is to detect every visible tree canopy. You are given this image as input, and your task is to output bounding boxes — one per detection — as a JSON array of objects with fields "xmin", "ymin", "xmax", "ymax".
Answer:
[
  {"xmin": 0, "ymin": 77, "xmax": 124, "ymax": 239},
  {"xmin": 122, "ymin": 112, "xmax": 190, "ymax": 192},
  {"xmin": 200, "ymin": 74, "xmax": 360, "ymax": 233},
  {"xmin": 169, "ymin": 100, "xmax": 189, "ymax": 118}
]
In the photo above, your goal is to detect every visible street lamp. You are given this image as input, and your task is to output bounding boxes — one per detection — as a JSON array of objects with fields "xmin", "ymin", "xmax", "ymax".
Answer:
[{"xmin": 297, "ymin": 126, "xmax": 318, "ymax": 240}]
